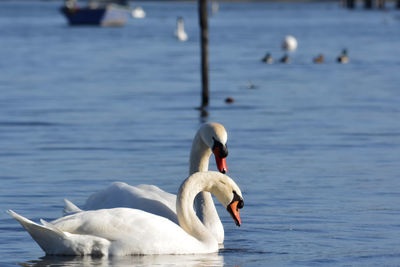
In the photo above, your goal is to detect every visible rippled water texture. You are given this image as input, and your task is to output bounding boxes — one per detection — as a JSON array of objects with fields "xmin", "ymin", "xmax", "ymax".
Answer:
[{"xmin": 1, "ymin": 0, "xmax": 400, "ymax": 266}]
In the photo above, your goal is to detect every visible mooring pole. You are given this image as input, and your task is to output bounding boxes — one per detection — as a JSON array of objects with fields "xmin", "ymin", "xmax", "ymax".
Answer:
[
  {"xmin": 347, "ymin": 0, "xmax": 355, "ymax": 9},
  {"xmin": 364, "ymin": 0, "xmax": 373, "ymax": 9},
  {"xmin": 199, "ymin": 0, "xmax": 209, "ymax": 108}
]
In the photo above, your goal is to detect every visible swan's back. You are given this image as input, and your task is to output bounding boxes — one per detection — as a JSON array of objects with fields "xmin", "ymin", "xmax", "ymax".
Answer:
[
  {"xmin": 51, "ymin": 208, "xmax": 214, "ymax": 255},
  {"xmin": 84, "ymin": 182, "xmax": 178, "ymax": 224}
]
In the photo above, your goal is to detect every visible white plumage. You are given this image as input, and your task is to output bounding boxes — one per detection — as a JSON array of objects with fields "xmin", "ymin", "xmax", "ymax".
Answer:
[
  {"xmin": 9, "ymin": 171, "xmax": 244, "ymax": 255},
  {"xmin": 64, "ymin": 122, "xmax": 228, "ymax": 244},
  {"xmin": 175, "ymin": 17, "xmax": 188, "ymax": 42},
  {"xmin": 282, "ymin": 35, "xmax": 298, "ymax": 51}
]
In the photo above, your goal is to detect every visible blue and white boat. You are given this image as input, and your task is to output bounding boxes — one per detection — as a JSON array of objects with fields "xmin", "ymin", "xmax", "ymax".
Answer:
[{"xmin": 60, "ymin": 0, "xmax": 130, "ymax": 27}]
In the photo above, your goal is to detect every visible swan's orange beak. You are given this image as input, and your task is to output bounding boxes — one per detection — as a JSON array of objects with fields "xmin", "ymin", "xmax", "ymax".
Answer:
[
  {"xmin": 215, "ymin": 154, "xmax": 227, "ymax": 174},
  {"xmin": 227, "ymin": 201, "xmax": 241, "ymax": 227},
  {"xmin": 213, "ymin": 145, "xmax": 228, "ymax": 174}
]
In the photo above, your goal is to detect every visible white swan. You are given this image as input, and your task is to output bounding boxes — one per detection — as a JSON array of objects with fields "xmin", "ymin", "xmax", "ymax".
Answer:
[
  {"xmin": 8, "ymin": 171, "xmax": 244, "ymax": 256},
  {"xmin": 64, "ymin": 122, "xmax": 229, "ymax": 244},
  {"xmin": 282, "ymin": 35, "xmax": 297, "ymax": 51},
  {"xmin": 211, "ymin": 2, "xmax": 219, "ymax": 15},
  {"xmin": 175, "ymin": 17, "xmax": 188, "ymax": 42},
  {"xmin": 132, "ymin": 6, "xmax": 145, "ymax": 19}
]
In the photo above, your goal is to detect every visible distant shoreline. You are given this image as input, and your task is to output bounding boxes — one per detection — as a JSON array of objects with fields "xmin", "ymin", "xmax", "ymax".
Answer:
[
  {"xmin": 23, "ymin": 0, "xmax": 398, "ymax": 4},
  {"xmin": 140, "ymin": 0, "xmax": 337, "ymax": 2},
  {"xmin": 130, "ymin": 0, "xmax": 339, "ymax": 2},
  {"xmin": 33, "ymin": 0, "xmax": 340, "ymax": 3}
]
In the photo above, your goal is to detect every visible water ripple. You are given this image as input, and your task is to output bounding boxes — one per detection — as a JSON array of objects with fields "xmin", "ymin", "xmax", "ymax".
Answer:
[{"xmin": 0, "ymin": 121, "xmax": 62, "ymax": 127}]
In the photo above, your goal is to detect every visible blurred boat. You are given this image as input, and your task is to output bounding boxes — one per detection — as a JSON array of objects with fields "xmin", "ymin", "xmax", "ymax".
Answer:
[{"xmin": 60, "ymin": 0, "xmax": 130, "ymax": 27}]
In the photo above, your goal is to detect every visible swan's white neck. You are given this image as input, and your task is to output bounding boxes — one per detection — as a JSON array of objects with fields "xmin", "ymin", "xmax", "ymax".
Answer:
[
  {"xmin": 177, "ymin": 19, "xmax": 185, "ymax": 33},
  {"xmin": 189, "ymin": 128, "xmax": 225, "ymax": 244},
  {"xmin": 176, "ymin": 173, "xmax": 221, "ymax": 248},
  {"xmin": 189, "ymin": 132, "xmax": 211, "ymax": 175}
]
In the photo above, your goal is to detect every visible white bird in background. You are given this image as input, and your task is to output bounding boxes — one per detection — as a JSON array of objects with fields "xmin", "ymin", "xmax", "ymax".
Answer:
[
  {"xmin": 8, "ymin": 171, "xmax": 244, "ymax": 256},
  {"xmin": 175, "ymin": 16, "xmax": 188, "ymax": 42},
  {"xmin": 282, "ymin": 35, "xmax": 298, "ymax": 51},
  {"xmin": 211, "ymin": 1, "xmax": 219, "ymax": 15},
  {"xmin": 132, "ymin": 6, "xmax": 146, "ymax": 19},
  {"xmin": 63, "ymin": 122, "xmax": 229, "ymax": 244}
]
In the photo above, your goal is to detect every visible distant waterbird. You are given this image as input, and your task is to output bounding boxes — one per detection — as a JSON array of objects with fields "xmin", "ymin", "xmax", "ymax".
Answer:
[
  {"xmin": 211, "ymin": 1, "xmax": 219, "ymax": 15},
  {"xmin": 282, "ymin": 35, "xmax": 297, "ymax": 51},
  {"xmin": 175, "ymin": 17, "xmax": 188, "ymax": 42},
  {"xmin": 279, "ymin": 54, "xmax": 290, "ymax": 64},
  {"xmin": 261, "ymin": 53, "xmax": 274, "ymax": 64},
  {"xmin": 313, "ymin": 54, "xmax": 324, "ymax": 63},
  {"xmin": 246, "ymin": 80, "xmax": 257, "ymax": 89},
  {"xmin": 132, "ymin": 7, "xmax": 146, "ymax": 19},
  {"xmin": 337, "ymin": 49, "xmax": 349, "ymax": 64},
  {"xmin": 225, "ymin": 97, "xmax": 234, "ymax": 104}
]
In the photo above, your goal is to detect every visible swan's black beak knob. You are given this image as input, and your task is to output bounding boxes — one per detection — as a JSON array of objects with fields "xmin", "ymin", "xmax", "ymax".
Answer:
[
  {"xmin": 227, "ymin": 191, "xmax": 244, "ymax": 227},
  {"xmin": 212, "ymin": 140, "xmax": 228, "ymax": 174}
]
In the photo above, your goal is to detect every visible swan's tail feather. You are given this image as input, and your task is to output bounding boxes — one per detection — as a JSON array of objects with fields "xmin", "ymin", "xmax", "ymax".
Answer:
[
  {"xmin": 8, "ymin": 210, "xmax": 110, "ymax": 256},
  {"xmin": 63, "ymin": 199, "xmax": 83, "ymax": 215},
  {"xmin": 7, "ymin": 210, "xmax": 67, "ymax": 254},
  {"xmin": 40, "ymin": 219, "xmax": 64, "ymax": 235}
]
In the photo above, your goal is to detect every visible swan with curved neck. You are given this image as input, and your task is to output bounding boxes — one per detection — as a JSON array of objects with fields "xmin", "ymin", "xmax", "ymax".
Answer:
[
  {"xmin": 190, "ymin": 123, "xmax": 228, "ymax": 244},
  {"xmin": 63, "ymin": 122, "xmax": 229, "ymax": 244},
  {"xmin": 8, "ymin": 171, "xmax": 244, "ymax": 255}
]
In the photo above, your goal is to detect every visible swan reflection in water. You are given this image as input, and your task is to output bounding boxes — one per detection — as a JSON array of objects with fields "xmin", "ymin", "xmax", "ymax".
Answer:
[{"xmin": 19, "ymin": 253, "xmax": 224, "ymax": 267}]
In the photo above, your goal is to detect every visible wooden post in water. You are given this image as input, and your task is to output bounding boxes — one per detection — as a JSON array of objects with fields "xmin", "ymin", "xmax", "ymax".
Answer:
[
  {"xmin": 346, "ymin": 0, "xmax": 355, "ymax": 9},
  {"xmin": 199, "ymin": 0, "xmax": 209, "ymax": 108},
  {"xmin": 364, "ymin": 0, "xmax": 373, "ymax": 8},
  {"xmin": 397, "ymin": 0, "xmax": 400, "ymax": 8},
  {"xmin": 377, "ymin": 0, "xmax": 385, "ymax": 9}
]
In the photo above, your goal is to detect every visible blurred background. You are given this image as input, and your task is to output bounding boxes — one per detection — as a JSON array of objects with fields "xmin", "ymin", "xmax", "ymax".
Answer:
[{"xmin": 0, "ymin": 0, "xmax": 400, "ymax": 266}]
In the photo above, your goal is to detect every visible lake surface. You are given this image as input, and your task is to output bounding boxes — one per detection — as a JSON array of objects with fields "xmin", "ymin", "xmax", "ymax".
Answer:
[{"xmin": 1, "ymin": 0, "xmax": 400, "ymax": 266}]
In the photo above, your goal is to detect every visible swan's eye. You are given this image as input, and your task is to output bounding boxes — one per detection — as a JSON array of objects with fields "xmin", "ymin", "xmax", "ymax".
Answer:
[
  {"xmin": 212, "ymin": 138, "xmax": 228, "ymax": 158},
  {"xmin": 232, "ymin": 190, "xmax": 244, "ymax": 209},
  {"xmin": 237, "ymin": 199, "xmax": 244, "ymax": 209}
]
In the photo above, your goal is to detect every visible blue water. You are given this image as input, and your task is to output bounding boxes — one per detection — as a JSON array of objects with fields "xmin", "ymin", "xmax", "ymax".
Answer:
[{"xmin": 1, "ymin": 0, "xmax": 400, "ymax": 266}]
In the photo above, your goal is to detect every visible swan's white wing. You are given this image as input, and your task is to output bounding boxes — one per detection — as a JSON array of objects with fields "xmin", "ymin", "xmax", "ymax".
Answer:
[
  {"xmin": 136, "ymin": 184, "xmax": 176, "ymax": 210},
  {"xmin": 51, "ymin": 208, "xmax": 215, "ymax": 255},
  {"xmin": 81, "ymin": 182, "xmax": 178, "ymax": 224}
]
